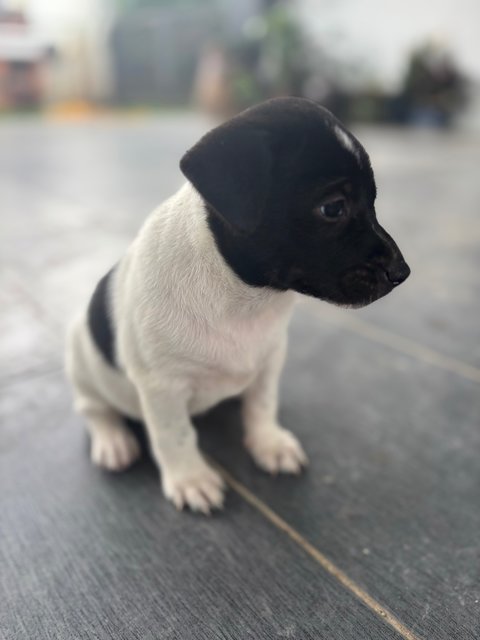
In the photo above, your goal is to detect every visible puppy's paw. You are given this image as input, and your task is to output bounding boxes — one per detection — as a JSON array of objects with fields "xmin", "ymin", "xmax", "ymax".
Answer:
[
  {"xmin": 162, "ymin": 458, "xmax": 226, "ymax": 515},
  {"xmin": 245, "ymin": 426, "xmax": 308, "ymax": 475},
  {"xmin": 91, "ymin": 427, "xmax": 141, "ymax": 472}
]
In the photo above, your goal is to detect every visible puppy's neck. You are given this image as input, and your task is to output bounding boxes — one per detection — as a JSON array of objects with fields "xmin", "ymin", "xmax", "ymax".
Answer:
[{"xmin": 168, "ymin": 182, "xmax": 296, "ymax": 319}]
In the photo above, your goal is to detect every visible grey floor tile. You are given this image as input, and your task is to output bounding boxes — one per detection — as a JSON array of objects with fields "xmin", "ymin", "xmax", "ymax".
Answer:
[
  {"xmin": 0, "ymin": 180, "xmax": 130, "ymax": 332},
  {"xmin": 0, "ymin": 176, "xmax": 129, "ymax": 274},
  {"xmin": 198, "ymin": 306, "xmax": 480, "ymax": 640},
  {"xmin": 0, "ymin": 270, "xmax": 61, "ymax": 386},
  {"xmin": 350, "ymin": 128, "xmax": 480, "ymax": 367},
  {"xmin": 1, "ymin": 373, "xmax": 403, "ymax": 640},
  {"xmin": 14, "ymin": 237, "xmax": 130, "ymax": 333},
  {"xmin": 0, "ymin": 116, "xmax": 211, "ymax": 224}
]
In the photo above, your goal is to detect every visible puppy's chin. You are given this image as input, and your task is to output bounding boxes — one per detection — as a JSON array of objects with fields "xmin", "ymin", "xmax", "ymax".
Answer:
[
  {"xmin": 335, "ymin": 266, "xmax": 394, "ymax": 308},
  {"xmin": 332, "ymin": 291, "xmax": 389, "ymax": 310},
  {"xmin": 320, "ymin": 288, "xmax": 391, "ymax": 309},
  {"xmin": 293, "ymin": 285, "xmax": 391, "ymax": 308},
  {"xmin": 290, "ymin": 270, "xmax": 393, "ymax": 308}
]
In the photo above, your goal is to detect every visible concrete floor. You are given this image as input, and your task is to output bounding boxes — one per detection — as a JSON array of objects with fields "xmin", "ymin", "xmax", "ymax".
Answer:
[{"xmin": 1, "ymin": 115, "xmax": 479, "ymax": 639}]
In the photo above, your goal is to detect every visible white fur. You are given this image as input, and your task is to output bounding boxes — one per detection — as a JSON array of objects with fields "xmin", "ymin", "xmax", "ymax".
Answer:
[
  {"xmin": 334, "ymin": 124, "xmax": 360, "ymax": 162},
  {"xmin": 66, "ymin": 182, "xmax": 307, "ymax": 513}
]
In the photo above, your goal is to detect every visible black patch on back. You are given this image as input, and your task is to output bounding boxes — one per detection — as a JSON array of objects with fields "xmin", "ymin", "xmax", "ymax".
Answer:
[{"xmin": 87, "ymin": 267, "xmax": 117, "ymax": 367}]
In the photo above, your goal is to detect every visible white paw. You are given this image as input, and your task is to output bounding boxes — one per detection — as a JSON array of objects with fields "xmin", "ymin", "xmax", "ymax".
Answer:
[
  {"xmin": 245, "ymin": 427, "xmax": 308, "ymax": 475},
  {"xmin": 162, "ymin": 457, "xmax": 226, "ymax": 515},
  {"xmin": 91, "ymin": 427, "xmax": 141, "ymax": 472}
]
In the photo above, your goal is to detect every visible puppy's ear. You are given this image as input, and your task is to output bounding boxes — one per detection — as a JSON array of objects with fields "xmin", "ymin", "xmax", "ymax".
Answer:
[{"xmin": 180, "ymin": 123, "xmax": 271, "ymax": 234}]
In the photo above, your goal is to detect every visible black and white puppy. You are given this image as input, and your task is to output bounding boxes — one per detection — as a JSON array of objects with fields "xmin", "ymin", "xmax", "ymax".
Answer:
[{"xmin": 66, "ymin": 97, "xmax": 410, "ymax": 514}]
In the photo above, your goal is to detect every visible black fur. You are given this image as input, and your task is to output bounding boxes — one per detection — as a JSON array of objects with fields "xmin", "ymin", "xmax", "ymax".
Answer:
[
  {"xmin": 181, "ymin": 97, "xmax": 410, "ymax": 308},
  {"xmin": 87, "ymin": 268, "xmax": 117, "ymax": 367}
]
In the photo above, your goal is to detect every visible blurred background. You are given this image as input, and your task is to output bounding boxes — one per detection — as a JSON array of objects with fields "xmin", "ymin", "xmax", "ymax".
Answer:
[{"xmin": 0, "ymin": 0, "xmax": 479, "ymax": 127}]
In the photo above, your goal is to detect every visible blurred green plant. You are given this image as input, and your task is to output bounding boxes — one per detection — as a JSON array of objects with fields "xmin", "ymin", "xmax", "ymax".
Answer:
[{"xmin": 227, "ymin": 3, "xmax": 309, "ymax": 109}]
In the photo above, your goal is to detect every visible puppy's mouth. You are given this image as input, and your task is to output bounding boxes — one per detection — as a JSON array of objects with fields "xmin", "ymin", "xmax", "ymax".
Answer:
[
  {"xmin": 338, "ymin": 265, "xmax": 394, "ymax": 308},
  {"xmin": 282, "ymin": 263, "xmax": 407, "ymax": 307}
]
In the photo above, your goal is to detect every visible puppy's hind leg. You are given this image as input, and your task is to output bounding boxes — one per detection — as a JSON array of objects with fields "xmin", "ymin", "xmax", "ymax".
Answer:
[
  {"xmin": 72, "ymin": 378, "xmax": 141, "ymax": 471},
  {"xmin": 66, "ymin": 321, "xmax": 141, "ymax": 472},
  {"xmin": 84, "ymin": 406, "xmax": 141, "ymax": 472}
]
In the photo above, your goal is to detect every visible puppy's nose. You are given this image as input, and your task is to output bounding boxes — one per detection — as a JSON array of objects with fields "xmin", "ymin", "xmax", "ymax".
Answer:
[{"xmin": 386, "ymin": 261, "xmax": 410, "ymax": 286}]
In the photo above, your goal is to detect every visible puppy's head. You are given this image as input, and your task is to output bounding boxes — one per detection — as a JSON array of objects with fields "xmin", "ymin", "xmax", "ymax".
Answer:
[{"xmin": 180, "ymin": 97, "xmax": 410, "ymax": 307}]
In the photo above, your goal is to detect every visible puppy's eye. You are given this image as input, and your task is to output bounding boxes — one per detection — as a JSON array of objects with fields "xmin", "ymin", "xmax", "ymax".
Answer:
[{"xmin": 318, "ymin": 199, "xmax": 346, "ymax": 220}]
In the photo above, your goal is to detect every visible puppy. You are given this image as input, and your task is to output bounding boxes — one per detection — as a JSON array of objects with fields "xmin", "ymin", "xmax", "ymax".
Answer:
[{"xmin": 66, "ymin": 97, "xmax": 410, "ymax": 514}]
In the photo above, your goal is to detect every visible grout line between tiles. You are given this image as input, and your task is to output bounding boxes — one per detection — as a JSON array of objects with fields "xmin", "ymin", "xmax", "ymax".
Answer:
[
  {"xmin": 303, "ymin": 302, "xmax": 480, "ymax": 385},
  {"xmin": 213, "ymin": 462, "xmax": 422, "ymax": 640}
]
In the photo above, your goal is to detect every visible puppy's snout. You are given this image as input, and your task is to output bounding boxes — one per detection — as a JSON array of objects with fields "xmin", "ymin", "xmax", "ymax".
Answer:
[
  {"xmin": 372, "ymin": 223, "xmax": 410, "ymax": 288},
  {"xmin": 386, "ymin": 260, "xmax": 410, "ymax": 287}
]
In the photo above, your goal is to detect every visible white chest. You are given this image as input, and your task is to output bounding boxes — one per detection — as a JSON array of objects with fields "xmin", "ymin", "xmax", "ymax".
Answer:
[
  {"xmin": 185, "ymin": 307, "xmax": 291, "ymax": 415},
  {"xmin": 188, "ymin": 369, "xmax": 253, "ymax": 415},
  {"xmin": 184, "ymin": 333, "xmax": 268, "ymax": 415}
]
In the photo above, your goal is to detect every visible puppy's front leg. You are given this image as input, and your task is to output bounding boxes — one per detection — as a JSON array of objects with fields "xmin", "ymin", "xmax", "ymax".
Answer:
[
  {"xmin": 133, "ymin": 376, "xmax": 225, "ymax": 513},
  {"xmin": 243, "ymin": 338, "xmax": 308, "ymax": 474}
]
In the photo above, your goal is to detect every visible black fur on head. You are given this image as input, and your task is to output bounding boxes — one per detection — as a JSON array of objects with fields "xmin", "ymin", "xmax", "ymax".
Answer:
[{"xmin": 180, "ymin": 97, "xmax": 410, "ymax": 307}]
